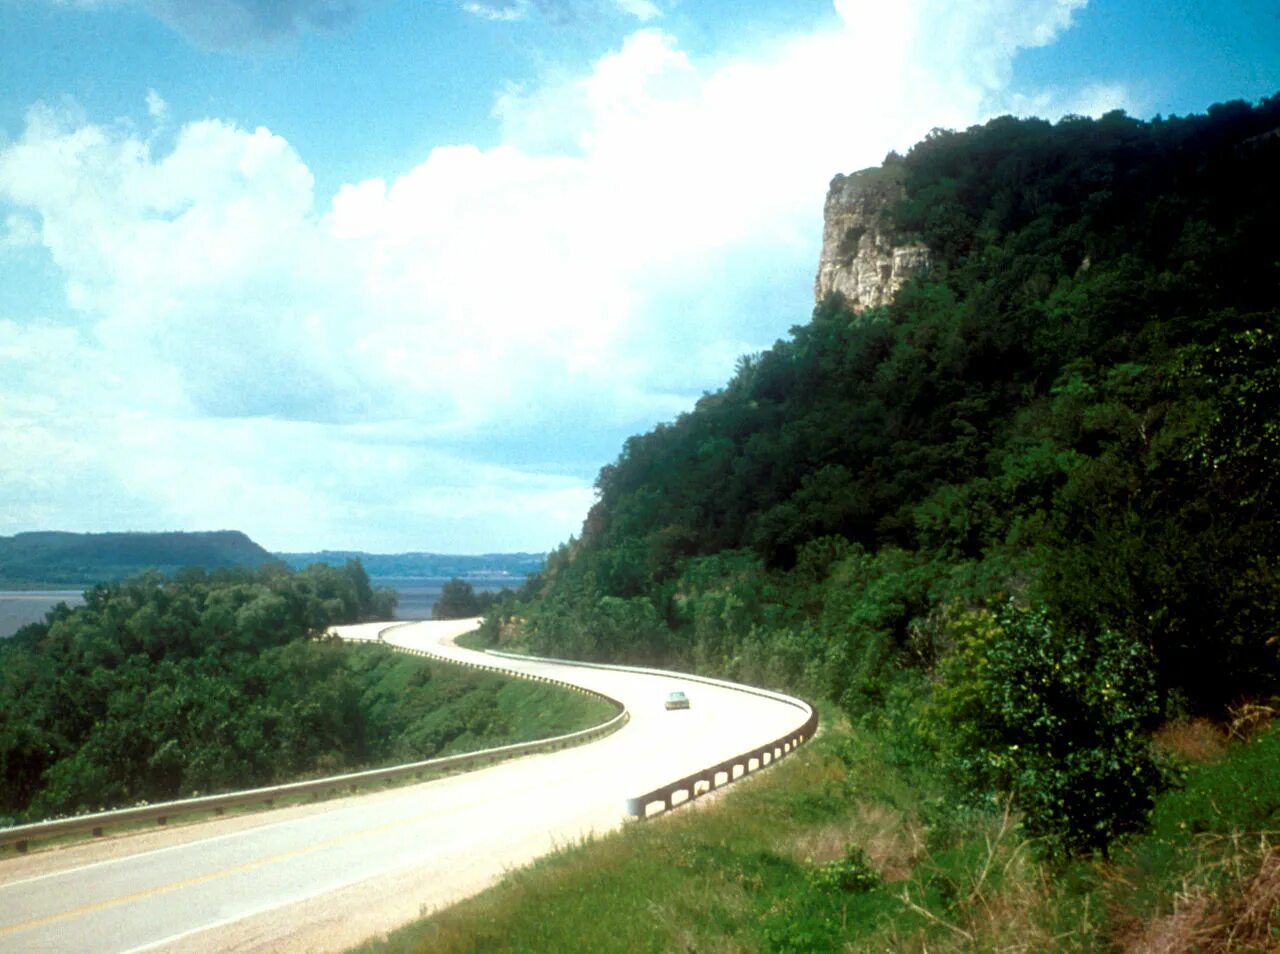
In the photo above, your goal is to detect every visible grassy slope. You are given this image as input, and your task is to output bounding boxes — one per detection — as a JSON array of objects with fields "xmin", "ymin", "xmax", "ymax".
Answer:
[
  {"xmin": 349, "ymin": 714, "xmax": 1280, "ymax": 953},
  {"xmin": 343, "ymin": 644, "xmax": 618, "ymax": 765}
]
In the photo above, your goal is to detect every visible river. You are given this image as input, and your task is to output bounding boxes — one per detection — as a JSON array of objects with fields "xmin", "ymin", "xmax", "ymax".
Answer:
[
  {"xmin": 0, "ymin": 589, "xmax": 86, "ymax": 638},
  {"xmin": 0, "ymin": 577, "xmax": 520, "ymax": 638}
]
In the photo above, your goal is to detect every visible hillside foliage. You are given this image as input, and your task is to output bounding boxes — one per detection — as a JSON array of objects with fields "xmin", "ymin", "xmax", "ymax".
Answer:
[
  {"xmin": 494, "ymin": 97, "xmax": 1280, "ymax": 857},
  {"xmin": 0, "ymin": 561, "xmax": 390, "ymax": 822},
  {"xmin": 0, "ymin": 560, "xmax": 612, "ymax": 828}
]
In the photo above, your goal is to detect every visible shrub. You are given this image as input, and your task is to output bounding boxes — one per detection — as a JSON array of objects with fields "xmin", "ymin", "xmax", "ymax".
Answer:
[
  {"xmin": 931, "ymin": 603, "xmax": 1166, "ymax": 857},
  {"xmin": 809, "ymin": 845, "xmax": 883, "ymax": 894}
]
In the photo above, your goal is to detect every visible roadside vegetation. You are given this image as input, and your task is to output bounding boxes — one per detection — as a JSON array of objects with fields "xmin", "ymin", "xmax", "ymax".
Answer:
[
  {"xmin": 431, "ymin": 577, "xmax": 509, "ymax": 620},
  {"xmin": 0, "ymin": 562, "xmax": 612, "ymax": 828},
  {"xmin": 351, "ymin": 713, "xmax": 1280, "ymax": 953}
]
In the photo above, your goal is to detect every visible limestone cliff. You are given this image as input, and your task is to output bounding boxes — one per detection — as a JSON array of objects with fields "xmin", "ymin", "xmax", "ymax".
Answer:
[{"xmin": 814, "ymin": 164, "xmax": 930, "ymax": 310}]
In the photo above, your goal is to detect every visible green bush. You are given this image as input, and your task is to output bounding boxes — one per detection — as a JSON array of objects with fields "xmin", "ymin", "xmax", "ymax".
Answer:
[
  {"xmin": 809, "ymin": 845, "xmax": 882, "ymax": 894},
  {"xmin": 932, "ymin": 603, "xmax": 1166, "ymax": 857}
]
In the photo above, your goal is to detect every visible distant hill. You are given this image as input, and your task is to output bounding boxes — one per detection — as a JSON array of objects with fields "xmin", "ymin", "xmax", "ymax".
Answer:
[
  {"xmin": 0, "ymin": 531, "xmax": 275, "ymax": 585},
  {"xmin": 275, "ymin": 550, "xmax": 545, "ymax": 580}
]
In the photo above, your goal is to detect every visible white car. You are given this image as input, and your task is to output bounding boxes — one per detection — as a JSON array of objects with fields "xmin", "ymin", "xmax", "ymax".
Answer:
[{"xmin": 664, "ymin": 690, "xmax": 690, "ymax": 710}]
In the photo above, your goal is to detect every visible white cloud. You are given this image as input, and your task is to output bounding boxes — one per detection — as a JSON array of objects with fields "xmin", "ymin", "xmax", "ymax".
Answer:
[
  {"xmin": 0, "ymin": 2, "xmax": 1131, "ymax": 550},
  {"xmin": 615, "ymin": 0, "xmax": 660, "ymax": 21},
  {"xmin": 0, "ymin": 316, "xmax": 591, "ymax": 549},
  {"xmin": 145, "ymin": 88, "xmax": 169, "ymax": 124},
  {"xmin": 462, "ymin": 1, "xmax": 530, "ymax": 22},
  {"xmin": 0, "ymin": 214, "xmax": 41, "ymax": 251}
]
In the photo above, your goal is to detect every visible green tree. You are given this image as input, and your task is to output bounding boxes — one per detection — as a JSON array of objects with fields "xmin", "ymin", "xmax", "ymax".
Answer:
[{"xmin": 433, "ymin": 579, "xmax": 481, "ymax": 619}]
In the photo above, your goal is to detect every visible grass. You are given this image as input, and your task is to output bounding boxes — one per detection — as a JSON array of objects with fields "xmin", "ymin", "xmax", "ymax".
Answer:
[
  {"xmin": 1103, "ymin": 720, "xmax": 1280, "ymax": 952},
  {"xmin": 452, "ymin": 627, "xmax": 491, "ymax": 651},
  {"xmin": 334, "ymin": 643, "xmax": 618, "ymax": 762},
  {"xmin": 351, "ymin": 707, "xmax": 931, "ymax": 954},
  {"xmin": 347, "ymin": 711, "xmax": 1280, "ymax": 953}
]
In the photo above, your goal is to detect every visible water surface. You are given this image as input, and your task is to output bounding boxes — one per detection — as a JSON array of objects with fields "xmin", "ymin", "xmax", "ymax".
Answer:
[
  {"xmin": 374, "ymin": 576, "xmax": 521, "ymax": 620},
  {"xmin": 0, "ymin": 576, "xmax": 521, "ymax": 638},
  {"xmin": 0, "ymin": 590, "xmax": 85, "ymax": 638}
]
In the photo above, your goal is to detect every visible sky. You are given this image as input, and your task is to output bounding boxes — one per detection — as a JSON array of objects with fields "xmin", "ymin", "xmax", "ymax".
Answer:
[{"xmin": 0, "ymin": 1, "xmax": 1276, "ymax": 555}]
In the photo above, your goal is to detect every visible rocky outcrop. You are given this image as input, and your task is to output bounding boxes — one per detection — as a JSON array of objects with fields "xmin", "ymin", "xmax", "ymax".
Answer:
[{"xmin": 814, "ymin": 164, "xmax": 930, "ymax": 311}]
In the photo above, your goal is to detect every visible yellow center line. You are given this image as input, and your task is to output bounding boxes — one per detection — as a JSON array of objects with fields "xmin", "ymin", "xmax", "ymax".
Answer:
[{"xmin": 0, "ymin": 813, "xmax": 421, "ymax": 940}]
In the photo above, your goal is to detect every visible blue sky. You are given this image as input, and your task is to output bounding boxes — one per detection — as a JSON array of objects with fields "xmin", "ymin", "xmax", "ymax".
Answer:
[{"xmin": 1, "ymin": 0, "xmax": 1276, "ymax": 554}]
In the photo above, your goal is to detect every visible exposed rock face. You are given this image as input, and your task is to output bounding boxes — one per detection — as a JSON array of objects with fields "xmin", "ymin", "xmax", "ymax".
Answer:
[{"xmin": 814, "ymin": 165, "xmax": 930, "ymax": 310}]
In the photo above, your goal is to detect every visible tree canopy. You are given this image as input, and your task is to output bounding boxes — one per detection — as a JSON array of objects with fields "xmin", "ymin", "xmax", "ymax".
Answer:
[{"xmin": 500, "ymin": 96, "xmax": 1280, "ymax": 856}]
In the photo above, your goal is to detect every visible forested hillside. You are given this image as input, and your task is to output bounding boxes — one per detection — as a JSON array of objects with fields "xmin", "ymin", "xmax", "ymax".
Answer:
[
  {"xmin": 0, "ymin": 561, "xmax": 612, "ymax": 829},
  {"xmin": 489, "ymin": 97, "xmax": 1280, "ymax": 857},
  {"xmin": 0, "ymin": 530, "xmax": 274, "ymax": 585},
  {"xmin": 0, "ymin": 561, "xmax": 393, "ymax": 822}
]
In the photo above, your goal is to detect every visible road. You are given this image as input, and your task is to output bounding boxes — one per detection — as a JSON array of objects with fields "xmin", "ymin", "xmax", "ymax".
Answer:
[{"xmin": 0, "ymin": 620, "xmax": 809, "ymax": 953}]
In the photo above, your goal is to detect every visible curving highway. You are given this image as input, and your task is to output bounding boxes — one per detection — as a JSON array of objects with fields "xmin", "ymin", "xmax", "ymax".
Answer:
[{"xmin": 0, "ymin": 620, "xmax": 808, "ymax": 953}]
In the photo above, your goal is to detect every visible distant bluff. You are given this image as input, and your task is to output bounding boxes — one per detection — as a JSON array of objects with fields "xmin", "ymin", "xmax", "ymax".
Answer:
[
  {"xmin": 0, "ymin": 530, "xmax": 275, "ymax": 585},
  {"xmin": 814, "ymin": 163, "xmax": 930, "ymax": 309}
]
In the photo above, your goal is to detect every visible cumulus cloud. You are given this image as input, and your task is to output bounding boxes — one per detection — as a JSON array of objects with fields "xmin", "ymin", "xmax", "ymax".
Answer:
[
  {"xmin": 0, "ymin": 214, "xmax": 41, "ymax": 251},
  {"xmin": 0, "ymin": 0, "xmax": 1131, "ymax": 549},
  {"xmin": 0, "ymin": 313, "xmax": 592, "ymax": 548}
]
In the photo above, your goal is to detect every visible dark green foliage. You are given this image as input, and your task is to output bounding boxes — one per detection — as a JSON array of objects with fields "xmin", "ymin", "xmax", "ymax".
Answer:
[
  {"xmin": 501, "ymin": 96, "xmax": 1280, "ymax": 856},
  {"xmin": 432, "ymin": 578, "xmax": 513, "ymax": 620},
  {"xmin": 432, "ymin": 578, "xmax": 515, "ymax": 620},
  {"xmin": 0, "ymin": 561, "xmax": 400, "ymax": 823},
  {"xmin": 433, "ymin": 578, "xmax": 483, "ymax": 619},
  {"xmin": 930, "ymin": 604, "xmax": 1165, "ymax": 857},
  {"xmin": 0, "ymin": 560, "xmax": 607, "ymax": 828},
  {"xmin": 1039, "ymin": 324, "xmax": 1280, "ymax": 712}
]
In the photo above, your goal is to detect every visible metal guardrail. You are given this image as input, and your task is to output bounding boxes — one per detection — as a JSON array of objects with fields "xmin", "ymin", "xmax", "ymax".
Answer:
[
  {"xmin": 0, "ymin": 626, "xmax": 629, "ymax": 853},
  {"xmin": 480, "ymin": 647, "xmax": 819, "ymax": 820},
  {"xmin": 624, "ymin": 704, "xmax": 817, "ymax": 819}
]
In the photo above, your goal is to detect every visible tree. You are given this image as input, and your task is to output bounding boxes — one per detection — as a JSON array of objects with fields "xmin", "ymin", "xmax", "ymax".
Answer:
[{"xmin": 433, "ymin": 579, "xmax": 481, "ymax": 619}]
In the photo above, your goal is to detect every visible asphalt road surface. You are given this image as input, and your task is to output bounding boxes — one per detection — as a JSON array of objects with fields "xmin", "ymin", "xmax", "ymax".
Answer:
[{"xmin": 0, "ymin": 620, "xmax": 809, "ymax": 953}]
